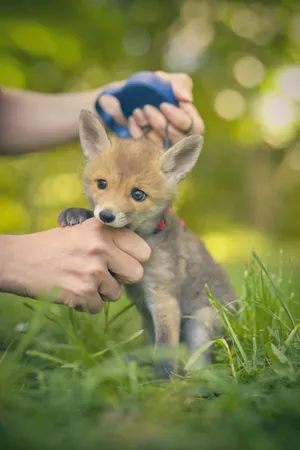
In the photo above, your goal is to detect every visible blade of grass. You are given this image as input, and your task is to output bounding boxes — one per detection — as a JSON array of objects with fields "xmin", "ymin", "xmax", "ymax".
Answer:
[
  {"xmin": 252, "ymin": 337, "xmax": 257, "ymax": 370},
  {"xmin": 283, "ymin": 323, "xmax": 300, "ymax": 350},
  {"xmin": 23, "ymin": 302, "xmax": 61, "ymax": 325},
  {"xmin": 184, "ymin": 340, "xmax": 215, "ymax": 371},
  {"xmin": 67, "ymin": 308, "xmax": 90, "ymax": 357},
  {"xmin": 215, "ymin": 338, "xmax": 237, "ymax": 380},
  {"xmin": 14, "ymin": 297, "xmax": 51, "ymax": 359},
  {"xmin": 107, "ymin": 302, "xmax": 135, "ymax": 327},
  {"xmin": 26, "ymin": 350, "xmax": 68, "ymax": 366},
  {"xmin": 103, "ymin": 301, "xmax": 111, "ymax": 333},
  {"xmin": 91, "ymin": 329, "xmax": 144, "ymax": 359},
  {"xmin": 206, "ymin": 286, "xmax": 249, "ymax": 371},
  {"xmin": 252, "ymin": 250, "xmax": 295, "ymax": 328},
  {"xmin": 0, "ymin": 337, "xmax": 16, "ymax": 364},
  {"xmin": 250, "ymin": 301, "xmax": 290, "ymax": 331}
]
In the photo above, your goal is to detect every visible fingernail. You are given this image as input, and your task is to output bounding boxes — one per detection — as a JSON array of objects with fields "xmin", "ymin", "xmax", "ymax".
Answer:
[
  {"xmin": 160, "ymin": 102, "xmax": 174, "ymax": 111},
  {"xmin": 128, "ymin": 115, "xmax": 137, "ymax": 125},
  {"xmin": 140, "ymin": 244, "xmax": 152, "ymax": 261},
  {"xmin": 103, "ymin": 105, "xmax": 117, "ymax": 116},
  {"xmin": 128, "ymin": 116, "xmax": 143, "ymax": 138},
  {"xmin": 180, "ymin": 89, "xmax": 193, "ymax": 102},
  {"xmin": 98, "ymin": 96, "xmax": 117, "ymax": 115},
  {"xmin": 133, "ymin": 108, "xmax": 144, "ymax": 120}
]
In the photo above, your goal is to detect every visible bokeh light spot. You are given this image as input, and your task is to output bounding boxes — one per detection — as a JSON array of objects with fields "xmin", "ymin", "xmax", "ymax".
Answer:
[
  {"xmin": 276, "ymin": 65, "xmax": 300, "ymax": 101},
  {"xmin": 286, "ymin": 144, "xmax": 300, "ymax": 171},
  {"xmin": 256, "ymin": 95, "xmax": 295, "ymax": 129},
  {"xmin": 254, "ymin": 94, "xmax": 297, "ymax": 147},
  {"xmin": 34, "ymin": 174, "xmax": 82, "ymax": 208},
  {"xmin": 0, "ymin": 56, "xmax": 26, "ymax": 88},
  {"xmin": 230, "ymin": 8, "xmax": 260, "ymax": 40},
  {"xmin": 233, "ymin": 56, "xmax": 265, "ymax": 88},
  {"xmin": 0, "ymin": 196, "xmax": 31, "ymax": 233},
  {"xmin": 204, "ymin": 228, "xmax": 271, "ymax": 264},
  {"xmin": 164, "ymin": 17, "xmax": 214, "ymax": 72},
  {"xmin": 10, "ymin": 21, "xmax": 55, "ymax": 57},
  {"xmin": 53, "ymin": 34, "xmax": 82, "ymax": 69},
  {"xmin": 214, "ymin": 89, "xmax": 246, "ymax": 121},
  {"xmin": 123, "ymin": 27, "xmax": 151, "ymax": 57}
]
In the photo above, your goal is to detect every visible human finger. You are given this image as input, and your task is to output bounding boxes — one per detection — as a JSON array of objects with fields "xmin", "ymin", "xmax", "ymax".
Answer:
[
  {"xmin": 98, "ymin": 94, "xmax": 127, "ymax": 126},
  {"xmin": 112, "ymin": 228, "xmax": 151, "ymax": 264},
  {"xmin": 160, "ymin": 102, "xmax": 205, "ymax": 136},
  {"xmin": 97, "ymin": 269, "xmax": 122, "ymax": 302}
]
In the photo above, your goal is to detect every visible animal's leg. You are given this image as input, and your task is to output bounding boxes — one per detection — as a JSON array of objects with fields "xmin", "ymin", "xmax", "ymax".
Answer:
[
  {"xmin": 182, "ymin": 305, "xmax": 217, "ymax": 371},
  {"xmin": 141, "ymin": 315, "xmax": 155, "ymax": 345},
  {"xmin": 146, "ymin": 289, "xmax": 181, "ymax": 380}
]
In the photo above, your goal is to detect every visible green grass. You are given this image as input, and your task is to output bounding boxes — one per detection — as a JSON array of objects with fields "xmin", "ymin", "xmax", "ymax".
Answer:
[{"xmin": 0, "ymin": 251, "xmax": 300, "ymax": 450}]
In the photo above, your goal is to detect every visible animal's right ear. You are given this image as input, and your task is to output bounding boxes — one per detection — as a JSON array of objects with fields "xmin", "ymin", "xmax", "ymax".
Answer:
[
  {"xmin": 79, "ymin": 109, "xmax": 111, "ymax": 160},
  {"xmin": 160, "ymin": 135, "xmax": 203, "ymax": 183}
]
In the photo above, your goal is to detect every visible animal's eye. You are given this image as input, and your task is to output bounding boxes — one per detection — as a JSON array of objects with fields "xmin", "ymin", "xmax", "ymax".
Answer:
[
  {"xmin": 97, "ymin": 179, "xmax": 107, "ymax": 190},
  {"xmin": 131, "ymin": 188, "xmax": 147, "ymax": 202}
]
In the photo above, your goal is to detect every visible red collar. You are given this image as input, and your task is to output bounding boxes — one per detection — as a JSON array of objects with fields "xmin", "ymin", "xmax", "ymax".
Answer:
[{"xmin": 154, "ymin": 208, "xmax": 185, "ymax": 234}]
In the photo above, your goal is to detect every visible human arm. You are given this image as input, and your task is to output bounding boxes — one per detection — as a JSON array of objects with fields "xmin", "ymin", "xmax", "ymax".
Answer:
[
  {"xmin": 0, "ymin": 219, "xmax": 151, "ymax": 313},
  {"xmin": 0, "ymin": 87, "xmax": 101, "ymax": 155},
  {"xmin": 0, "ymin": 72, "xmax": 204, "ymax": 156}
]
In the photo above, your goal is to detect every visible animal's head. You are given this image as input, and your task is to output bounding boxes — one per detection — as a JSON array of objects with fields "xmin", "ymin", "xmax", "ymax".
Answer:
[{"xmin": 79, "ymin": 109, "xmax": 203, "ymax": 233}]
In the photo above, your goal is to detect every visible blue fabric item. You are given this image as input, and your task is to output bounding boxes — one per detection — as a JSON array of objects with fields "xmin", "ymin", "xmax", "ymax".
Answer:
[{"xmin": 95, "ymin": 71, "xmax": 179, "ymax": 137}]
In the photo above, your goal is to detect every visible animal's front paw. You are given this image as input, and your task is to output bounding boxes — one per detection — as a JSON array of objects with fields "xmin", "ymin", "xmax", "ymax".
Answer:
[{"xmin": 58, "ymin": 208, "xmax": 94, "ymax": 227}]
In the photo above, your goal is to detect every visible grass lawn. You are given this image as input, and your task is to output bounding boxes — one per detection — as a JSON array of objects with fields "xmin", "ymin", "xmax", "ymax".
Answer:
[{"xmin": 0, "ymin": 251, "xmax": 300, "ymax": 450}]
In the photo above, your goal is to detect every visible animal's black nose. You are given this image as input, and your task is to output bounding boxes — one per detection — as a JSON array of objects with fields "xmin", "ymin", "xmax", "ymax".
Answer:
[{"xmin": 99, "ymin": 209, "xmax": 115, "ymax": 223}]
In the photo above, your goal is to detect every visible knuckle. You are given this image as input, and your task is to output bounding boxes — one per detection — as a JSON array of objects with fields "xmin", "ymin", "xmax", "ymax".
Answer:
[
  {"xmin": 87, "ymin": 238, "xmax": 107, "ymax": 256},
  {"xmin": 97, "ymin": 240, "xmax": 108, "ymax": 255},
  {"xmin": 88, "ymin": 264, "xmax": 106, "ymax": 278},
  {"xmin": 83, "ymin": 217, "xmax": 100, "ymax": 233},
  {"xmin": 194, "ymin": 119, "xmax": 205, "ymax": 135},
  {"xmin": 86, "ymin": 244, "xmax": 97, "ymax": 256},
  {"xmin": 155, "ymin": 70, "xmax": 166, "ymax": 79},
  {"xmin": 179, "ymin": 73, "xmax": 191, "ymax": 84}
]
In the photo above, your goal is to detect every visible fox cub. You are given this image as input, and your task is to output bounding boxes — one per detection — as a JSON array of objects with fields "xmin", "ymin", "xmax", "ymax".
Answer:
[{"xmin": 58, "ymin": 110, "xmax": 235, "ymax": 379}]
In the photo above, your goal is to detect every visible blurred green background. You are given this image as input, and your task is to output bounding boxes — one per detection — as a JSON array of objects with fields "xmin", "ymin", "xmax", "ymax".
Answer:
[
  {"xmin": 1, "ymin": 5, "xmax": 300, "ymax": 449},
  {"xmin": 1, "ymin": 0, "xmax": 300, "ymax": 276}
]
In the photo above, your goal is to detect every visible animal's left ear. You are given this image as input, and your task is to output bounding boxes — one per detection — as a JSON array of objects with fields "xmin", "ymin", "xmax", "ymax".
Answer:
[
  {"xmin": 79, "ymin": 109, "xmax": 111, "ymax": 160},
  {"xmin": 160, "ymin": 135, "xmax": 204, "ymax": 183}
]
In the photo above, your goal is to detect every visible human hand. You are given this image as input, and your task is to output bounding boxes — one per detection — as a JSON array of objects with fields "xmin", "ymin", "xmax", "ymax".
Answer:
[
  {"xmin": 97, "ymin": 71, "xmax": 205, "ymax": 147},
  {"xmin": 0, "ymin": 219, "xmax": 151, "ymax": 313}
]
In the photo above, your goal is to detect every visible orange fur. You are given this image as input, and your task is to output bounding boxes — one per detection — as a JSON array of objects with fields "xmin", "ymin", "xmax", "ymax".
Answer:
[{"xmin": 84, "ymin": 137, "xmax": 172, "ymax": 215}]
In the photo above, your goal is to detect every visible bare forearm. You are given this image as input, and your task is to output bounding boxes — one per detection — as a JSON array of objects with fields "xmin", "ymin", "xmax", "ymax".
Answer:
[
  {"xmin": 0, "ymin": 223, "xmax": 150, "ymax": 310},
  {"xmin": 0, "ymin": 88, "xmax": 100, "ymax": 155},
  {"xmin": 0, "ymin": 234, "xmax": 23, "ymax": 295}
]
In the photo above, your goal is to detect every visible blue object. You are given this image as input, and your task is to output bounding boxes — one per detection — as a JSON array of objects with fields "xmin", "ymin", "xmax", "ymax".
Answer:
[{"xmin": 95, "ymin": 71, "xmax": 179, "ymax": 137}]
